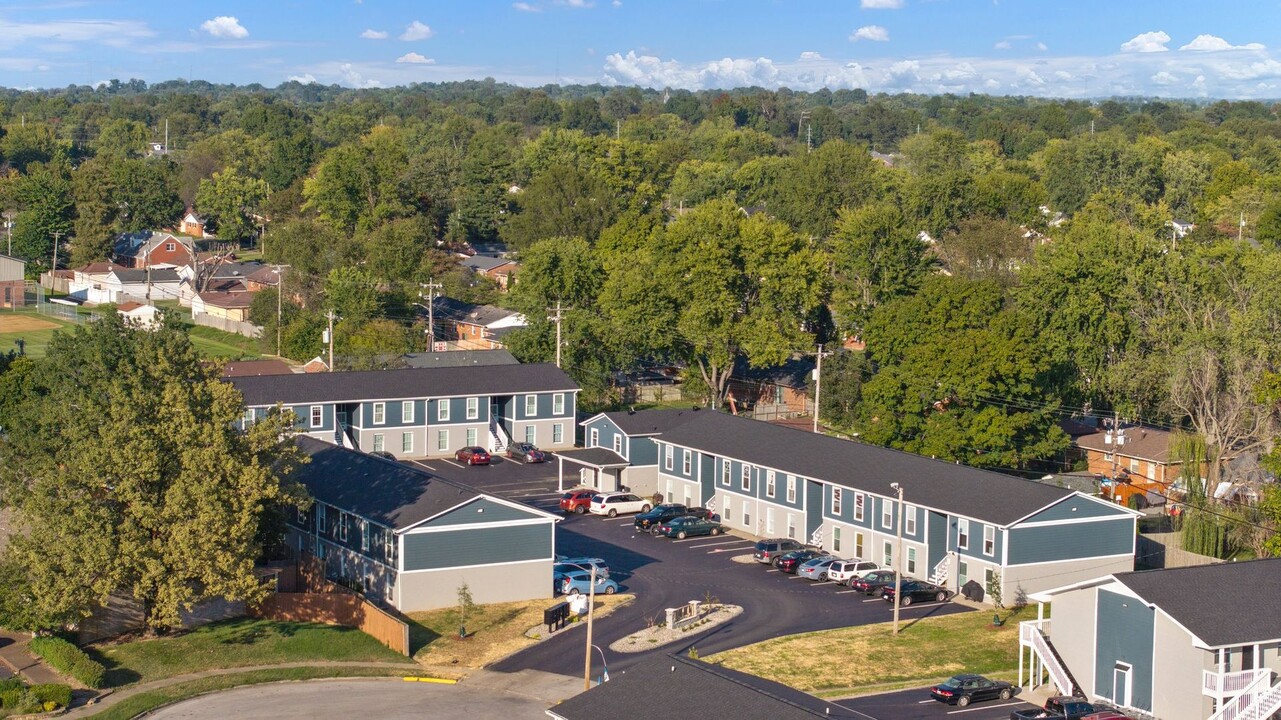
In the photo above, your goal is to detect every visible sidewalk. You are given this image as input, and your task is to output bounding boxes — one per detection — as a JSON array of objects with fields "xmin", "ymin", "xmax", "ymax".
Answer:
[{"xmin": 0, "ymin": 630, "xmax": 66, "ymax": 686}]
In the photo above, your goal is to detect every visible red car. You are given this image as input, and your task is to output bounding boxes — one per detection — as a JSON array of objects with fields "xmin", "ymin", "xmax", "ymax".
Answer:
[
  {"xmin": 455, "ymin": 446, "xmax": 491, "ymax": 465},
  {"xmin": 559, "ymin": 489, "xmax": 595, "ymax": 514}
]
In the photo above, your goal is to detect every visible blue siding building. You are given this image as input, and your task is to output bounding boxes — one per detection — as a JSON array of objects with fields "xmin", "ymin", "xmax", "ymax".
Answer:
[
  {"xmin": 556, "ymin": 409, "xmax": 700, "ymax": 498},
  {"xmin": 231, "ymin": 363, "xmax": 579, "ymax": 459}
]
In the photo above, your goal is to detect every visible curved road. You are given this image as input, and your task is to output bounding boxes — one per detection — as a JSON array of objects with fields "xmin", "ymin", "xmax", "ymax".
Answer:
[{"xmin": 148, "ymin": 678, "xmax": 547, "ymax": 719}]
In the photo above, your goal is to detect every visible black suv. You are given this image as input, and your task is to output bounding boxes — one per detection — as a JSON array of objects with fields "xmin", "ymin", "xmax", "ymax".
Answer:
[
  {"xmin": 753, "ymin": 538, "xmax": 806, "ymax": 565},
  {"xmin": 634, "ymin": 504, "xmax": 711, "ymax": 532}
]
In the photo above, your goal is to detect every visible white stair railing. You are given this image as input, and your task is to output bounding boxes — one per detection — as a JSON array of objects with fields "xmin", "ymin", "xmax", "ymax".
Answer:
[
  {"xmin": 488, "ymin": 420, "xmax": 510, "ymax": 453},
  {"xmin": 1029, "ymin": 627, "xmax": 1073, "ymax": 697},
  {"xmin": 929, "ymin": 552, "xmax": 952, "ymax": 585},
  {"xmin": 1208, "ymin": 671, "xmax": 1280, "ymax": 720}
]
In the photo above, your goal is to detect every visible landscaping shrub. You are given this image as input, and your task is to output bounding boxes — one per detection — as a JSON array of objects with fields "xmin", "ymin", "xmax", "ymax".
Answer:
[
  {"xmin": 29, "ymin": 636, "xmax": 106, "ymax": 688},
  {"xmin": 0, "ymin": 687, "xmax": 21, "ymax": 709},
  {"xmin": 29, "ymin": 683, "xmax": 73, "ymax": 709}
]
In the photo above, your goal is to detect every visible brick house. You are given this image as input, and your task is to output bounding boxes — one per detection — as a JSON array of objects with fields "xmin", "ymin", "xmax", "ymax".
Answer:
[
  {"xmin": 0, "ymin": 255, "xmax": 25, "ymax": 308},
  {"xmin": 113, "ymin": 232, "xmax": 195, "ymax": 269}
]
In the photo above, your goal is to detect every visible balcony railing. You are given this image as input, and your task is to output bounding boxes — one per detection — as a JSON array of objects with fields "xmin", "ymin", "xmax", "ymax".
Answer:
[
  {"xmin": 1019, "ymin": 618, "xmax": 1050, "ymax": 646},
  {"xmin": 1205, "ymin": 669, "xmax": 1271, "ymax": 699}
]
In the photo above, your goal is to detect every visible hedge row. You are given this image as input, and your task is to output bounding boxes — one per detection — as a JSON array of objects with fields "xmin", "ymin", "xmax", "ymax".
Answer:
[
  {"xmin": 0, "ymin": 677, "xmax": 73, "ymax": 713},
  {"xmin": 28, "ymin": 636, "xmax": 105, "ymax": 689}
]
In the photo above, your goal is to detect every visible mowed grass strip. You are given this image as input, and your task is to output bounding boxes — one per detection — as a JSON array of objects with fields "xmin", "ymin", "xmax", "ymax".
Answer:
[
  {"xmin": 409, "ymin": 595, "xmax": 634, "ymax": 668},
  {"xmin": 709, "ymin": 607, "xmax": 1029, "ymax": 697},
  {"xmin": 84, "ymin": 666, "xmax": 406, "ymax": 720},
  {"xmin": 92, "ymin": 618, "xmax": 412, "ymax": 687},
  {"xmin": 0, "ymin": 310, "xmax": 77, "ymax": 358}
]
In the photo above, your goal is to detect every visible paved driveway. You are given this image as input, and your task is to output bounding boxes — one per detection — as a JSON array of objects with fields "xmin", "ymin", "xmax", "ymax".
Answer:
[
  {"xmin": 148, "ymin": 678, "xmax": 548, "ymax": 719},
  {"xmin": 409, "ymin": 456, "xmax": 970, "ymax": 675},
  {"xmin": 836, "ymin": 687, "xmax": 1038, "ymax": 720}
]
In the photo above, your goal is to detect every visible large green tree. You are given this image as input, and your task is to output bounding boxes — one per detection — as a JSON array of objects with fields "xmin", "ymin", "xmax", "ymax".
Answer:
[
  {"xmin": 195, "ymin": 168, "xmax": 268, "ymax": 242},
  {"xmin": 0, "ymin": 315, "xmax": 306, "ymax": 631}
]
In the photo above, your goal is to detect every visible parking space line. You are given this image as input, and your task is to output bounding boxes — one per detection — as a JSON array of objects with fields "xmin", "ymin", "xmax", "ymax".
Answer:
[
  {"xmin": 862, "ymin": 598, "xmax": 882, "ymax": 603},
  {"xmin": 766, "ymin": 569, "xmax": 780, "ymax": 573},
  {"xmin": 689, "ymin": 539, "xmax": 750, "ymax": 548},
  {"xmin": 788, "ymin": 575, "xmax": 809, "ymax": 580},
  {"xmin": 917, "ymin": 700, "xmax": 933, "ymax": 704},
  {"xmin": 442, "ymin": 460, "xmax": 465, "ymax": 469},
  {"xmin": 811, "ymin": 581, "xmax": 835, "ymax": 586},
  {"xmin": 947, "ymin": 701, "xmax": 1024, "ymax": 714},
  {"xmin": 835, "ymin": 589, "xmax": 860, "ymax": 594},
  {"xmin": 898, "ymin": 602, "xmax": 950, "ymax": 610}
]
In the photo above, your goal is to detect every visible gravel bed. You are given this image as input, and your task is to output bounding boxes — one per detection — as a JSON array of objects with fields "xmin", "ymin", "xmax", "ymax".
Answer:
[{"xmin": 607, "ymin": 604, "xmax": 744, "ymax": 654}]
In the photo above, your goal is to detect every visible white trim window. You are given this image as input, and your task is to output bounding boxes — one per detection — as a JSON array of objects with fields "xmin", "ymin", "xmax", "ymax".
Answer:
[
  {"xmin": 373, "ymin": 402, "xmax": 385, "ymax": 425},
  {"xmin": 832, "ymin": 487, "xmax": 843, "ymax": 515},
  {"xmin": 612, "ymin": 434, "xmax": 622, "ymax": 454},
  {"xmin": 402, "ymin": 432, "xmax": 413, "ymax": 454},
  {"xmin": 553, "ymin": 393, "xmax": 565, "ymax": 415},
  {"xmin": 983, "ymin": 525, "xmax": 995, "ymax": 556},
  {"xmin": 854, "ymin": 532, "xmax": 864, "ymax": 559},
  {"xmin": 723, "ymin": 498, "xmax": 732, "ymax": 522},
  {"xmin": 337, "ymin": 512, "xmax": 348, "ymax": 541},
  {"xmin": 402, "ymin": 402, "xmax": 414, "ymax": 424},
  {"xmin": 682, "ymin": 449, "xmax": 692, "ymax": 475},
  {"xmin": 524, "ymin": 395, "xmax": 538, "ymax": 417},
  {"xmin": 466, "ymin": 397, "xmax": 479, "ymax": 420},
  {"xmin": 466, "ymin": 428, "xmax": 477, "ymax": 446},
  {"xmin": 242, "ymin": 409, "xmax": 255, "ymax": 429},
  {"xmin": 383, "ymin": 529, "xmax": 394, "ymax": 564},
  {"xmin": 740, "ymin": 465, "xmax": 751, "ymax": 491},
  {"xmin": 437, "ymin": 400, "xmax": 450, "ymax": 422},
  {"xmin": 882, "ymin": 540, "xmax": 893, "ymax": 567},
  {"xmin": 310, "ymin": 405, "xmax": 323, "ymax": 428},
  {"xmin": 552, "ymin": 423, "xmax": 564, "ymax": 444},
  {"xmin": 664, "ymin": 445, "xmax": 673, "ymax": 471},
  {"xmin": 590, "ymin": 428, "xmax": 599, "ymax": 448},
  {"xmin": 957, "ymin": 519, "xmax": 970, "ymax": 550},
  {"xmin": 722, "ymin": 460, "xmax": 731, "ymax": 486},
  {"xmin": 882, "ymin": 498, "xmax": 893, "ymax": 528},
  {"xmin": 360, "ymin": 520, "xmax": 369, "ymax": 552},
  {"xmin": 854, "ymin": 492, "xmax": 865, "ymax": 522},
  {"xmin": 436, "ymin": 429, "xmax": 448, "ymax": 452},
  {"xmin": 786, "ymin": 475, "xmax": 796, "ymax": 503},
  {"xmin": 742, "ymin": 503, "xmax": 751, "ymax": 529},
  {"xmin": 372, "ymin": 434, "xmax": 385, "ymax": 452},
  {"xmin": 907, "ymin": 546, "xmax": 917, "ymax": 575},
  {"xmin": 905, "ymin": 504, "xmax": 917, "ymax": 535},
  {"xmin": 766, "ymin": 471, "xmax": 776, "ymax": 498},
  {"xmin": 525, "ymin": 425, "xmax": 536, "ymax": 444},
  {"xmin": 317, "ymin": 505, "xmax": 327, "ymax": 534},
  {"xmin": 833, "ymin": 526, "xmax": 842, "ymax": 552}
]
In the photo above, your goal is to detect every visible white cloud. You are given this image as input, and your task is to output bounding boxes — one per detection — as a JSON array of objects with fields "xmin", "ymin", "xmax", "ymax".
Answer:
[
  {"xmin": 360, "ymin": 29, "xmax": 388, "ymax": 39},
  {"xmin": 0, "ymin": 18, "xmax": 155, "ymax": 45},
  {"xmin": 399, "ymin": 20, "xmax": 433, "ymax": 41},
  {"xmin": 799, "ymin": 51, "xmax": 823, "ymax": 61},
  {"xmin": 1151, "ymin": 71, "xmax": 1179, "ymax": 85},
  {"xmin": 1120, "ymin": 31, "xmax": 1170, "ymax": 53},
  {"xmin": 396, "ymin": 52, "xmax": 435, "ymax": 64},
  {"xmin": 612, "ymin": 0, "xmax": 622, "ymax": 6},
  {"xmin": 851, "ymin": 25, "xmax": 889, "ymax": 42},
  {"xmin": 287, "ymin": 73, "xmax": 317, "ymax": 84},
  {"xmin": 860, "ymin": 0, "xmax": 903, "ymax": 7},
  {"xmin": 1036, "ymin": 42, "xmax": 1047, "ymax": 51},
  {"xmin": 200, "ymin": 16, "xmax": 248, "ymax": 39},
  {"xmin": 559, "ymin": 0, "xmax": 594, "ymax": 6},
  {"xmin": 993, "ymin": 41, "xmax": 1011, "ymax": 50},
  {"xmin": 513, "ymin": 2, "xmax": 540, "ymax": 11},
  {"xmin": 1179, "ymin": 34, "xmax": 1265, "ymax": 52}
]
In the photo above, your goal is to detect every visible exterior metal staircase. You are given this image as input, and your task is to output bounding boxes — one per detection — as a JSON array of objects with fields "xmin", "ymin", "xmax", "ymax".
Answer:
[{"xmin": 1208, "ymin": 670, "xmax": 1281, "ymax": 720}]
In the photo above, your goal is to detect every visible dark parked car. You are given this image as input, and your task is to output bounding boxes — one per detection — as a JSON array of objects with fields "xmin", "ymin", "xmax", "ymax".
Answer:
[
  {"xmin": 559, "ymin": 489, "xmax": 596, "ymax": 514},
  {"xmin": 774, "ymin": 548, "xmax": 826, "ymax": 574},
  {"xmin": 633, "ymin": 504, "xmax": 711, "ymax": 532},
  {"xmin": 1010, "ymin": 697, "xmax": 1096, "ymax": 720},
  {"xmin": 929, "ymin": 675, "xmax": 1014, "ymax": 707},
  {"xmin": 367, "ymin": 450, "xmax": 396, "ymax": 460},
  {"xmin": 850, "ymin": 569, "xmax": 897, "ymax": 595},
  {"xmin": 654, "ymin": 516, "xmax": 725, "ymax": 539},
  {"xmin": 506, "ymin": 442, "xmax": 547, "ymax": 463},
  {"xmin": 881, "ymin": 580, "xmax": 950, "ymax": 606},
  {"xmin": 455, "ymin": 446, "xmax": 491, "ymax": 465},
  {"xmin": 753, "ymin": 538, "xmax": 806, "ymax": 565}
]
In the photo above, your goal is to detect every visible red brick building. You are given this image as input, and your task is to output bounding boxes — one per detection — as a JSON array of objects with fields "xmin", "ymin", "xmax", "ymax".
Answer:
[{"xmin": 0, "ymin": 255, "xmax": 25, "ymax": 308}]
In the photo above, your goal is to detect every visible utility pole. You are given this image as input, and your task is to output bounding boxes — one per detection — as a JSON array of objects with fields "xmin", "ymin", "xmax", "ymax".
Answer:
[
  {"xmin": 548, "ymin": 300, "xmax": 568, "ymax": 368},
  {"xmin": 584, "ymin": 565, "xmax": 597, "ymax": 691},
  {"xmin": 812, "ymin": 343, "xmax": 831, "ymax": 433},
  {"xmin": 419, "ymin": 279, "xmax": 443, "ymax": 351},
  {"xmin": 275, "ymin": 265, "xmax": 286, "ymax": 357},
  {"xmin": 1238, "ymin": 210, "xmax": 1246, "ymax": 243},
  {"xmin": 326, "ymin": 309, "xmax": 336, "ymax": 372},
  {"xmin": 164, "ymin": 118, "xmax": 169, "ymax": 155},
  {"xmin": 891, "ymin": 482, "xmax": 905, "ymax": 636},
  {"xmin": 146, "ymin": 241, "xmax": 153, "ymax": 305},
  {"xmin": 50, "ymin": 231, "xmax": 64, "ymax": 272},
  {"xmin": 2, "ymin": 211, "xmax": 13, "ymax": 256}
]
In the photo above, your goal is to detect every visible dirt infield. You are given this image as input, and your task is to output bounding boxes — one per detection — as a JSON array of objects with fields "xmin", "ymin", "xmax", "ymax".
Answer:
[{"xmin": 0, "ymin": 315, "xmax": 60, "ymax": 332}]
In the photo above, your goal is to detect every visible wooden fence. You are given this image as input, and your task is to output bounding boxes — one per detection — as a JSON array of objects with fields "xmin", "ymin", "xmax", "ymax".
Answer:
[
  {"xmin": 191, "ymin": 311, "xmax": 263, "ymax": 338},
  {"xmin": 250, "ymin": 554, "xmax": 410, "ymax": 656},
  {"xmin": 1135, "ymin": 531, "xmax": 1221, "ymax": 571}
]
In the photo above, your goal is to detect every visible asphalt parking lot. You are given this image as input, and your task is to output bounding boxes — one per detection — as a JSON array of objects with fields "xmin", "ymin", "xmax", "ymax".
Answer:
[
  {"xmin": 408, "ymin": 455, "xmax": 973, "ymax": 677},
  {"xmin": 835, "ymin": 687, "xmax": 1038, "ymax": 720}
]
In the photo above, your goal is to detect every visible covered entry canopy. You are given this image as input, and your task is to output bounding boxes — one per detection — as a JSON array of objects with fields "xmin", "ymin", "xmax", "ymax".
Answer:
[{"xmin": 555, "ymin": 447, "xmax": 630, "ymax": 493}]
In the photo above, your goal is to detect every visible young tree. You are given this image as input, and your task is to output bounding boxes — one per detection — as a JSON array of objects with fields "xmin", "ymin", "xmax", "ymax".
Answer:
[{"xmin": 0, "ymin": 314, "xmax": 307, "ymax": 631}]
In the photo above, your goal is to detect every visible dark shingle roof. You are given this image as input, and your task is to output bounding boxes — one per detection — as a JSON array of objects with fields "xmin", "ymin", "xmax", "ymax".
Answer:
[
  {"xmin": 657, "ymin": 411, "xmax": 1074, "ymax": 526},
  {"xmin": 460, "ymin": 255, "xmax": 512, "ymax": 272},
  {"xmin": 429, "ymin": 296, "xmax": 522, "ymax": 327},
  {"xmin": 400, "ymin": 349, "xmax": 519, "ymax": 368},
  {"xmin": 547, "ymin": 654, "xmax": 834, "ymax": 720},
  {"xmin": 554, "ymin": 447, "xmax": 630, "ymax": 468},
  {"xmin": 112, "ymin": 267, "xmax": 180, "ymax": 283},
  {"xmin": 292, "ymin": 437, "xmax": 483, "ymax": 530},
  {"xmin": 731, "ymin": 356, "xmax": 815, "ymax": 390},
  {"xmin": 220, "ymin": 359, "xmax": 294, "ymax": 378},
  {"xmin": 1115, "ymin": 558, "xmax": 1281, "ymax": 646},
  {"xmin": 230, "ymin": 362, "xmax": 578, "ymax": 406},
  {"xmin": 1076, "ymin": 426, "xmax": 1172, "ymax": 463},
  {"xmin": 601, "ymin": 408, "xmax": 701, "ymax": 436}
]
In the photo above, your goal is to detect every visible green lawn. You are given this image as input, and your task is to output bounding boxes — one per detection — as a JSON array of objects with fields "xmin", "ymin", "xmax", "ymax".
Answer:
[
  {"xmin": 710, "ymin": 607, "xmax": 1031, "ymax": 698},
  {"xmin": 91, "ymin": 618, "xmax": 412, "ymax": 688},
  {"xmin": 184, "ymin": 325, "xmax": 262, "ymax": 359},
  {"xmin": 0, "ymin": 308, "xmax": 263, "ymax": 361},
  {"xmin": 0, "ymin": 310, "xmax": 79, "ymax": 358}
]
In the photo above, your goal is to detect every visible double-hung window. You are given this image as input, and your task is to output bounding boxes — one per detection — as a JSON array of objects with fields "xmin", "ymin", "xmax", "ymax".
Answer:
[
  {"xmin": 525, "ymin": 426, "xmax": 536, "ymax": 444},
  {"xmin": 360, "ymin": 521, "xmax": 369, "ymax": 552},
  {"xmin": 524, "ymin": 395, "xmax": 538, "ymax": 417},
  {"xmin": 740, "ymin": 465, "xmax": 751, "ymax": 491},
  {"xmin": 337, "ymin": 512, "xmax": 348, "ymax": 541},
  {"xmin": 436, "ymin": 429, "xmax": 449, "ymax": 452},
  {"xmin": 612, "ymin": 434, "xmax": 623, "ymax": 454},
  {"xmin": 553, "ymin": 393, "xmax": 565, "ymax": 415},
  {"xmin": 832, "ymin": 487, "xmax": 843, "ymax": 515},
  {"xmin": 766, "ymin": 471, "xmax": 776, "ymax": 498},
  {"xmin": 384, "ymin": 530, "xmax": 394, "ymax": 564},
  {"xmin": 466, "ymin": 397, "xmax": 479, "ymax": 420},
  {"xmin": 854, "ymin": 493, "xmax": 865, "ymax": 521},
  {"xmin": 664, "ymin": 445, "xmax": 673, "ymax": 471},
  {"xmin": 318, "ymin": 505, "xmax": 327, "ymax": 534},
  {"xmin": 905, "ymin": 504, "xmax": 917, "ymax": 535},
  {"xmin": 957, "ymin": 519, "xmax": 970, "ymax": 550},
  {"xmin": 682, "ymin": 450, "xmax": 691, "ymax": 475},
  {"xmin": 402, "ymin": 432, "xmax": 413, "ymax": 453},
  {"xmin": 437, "ymin": 401, "xmax": 450, "ymax": 422},
  {"xmin": 372, "ymin": 402, "xmax": 385, "ymax": 425},
  {"xmin": 833, "ymin": 527, "xmax": 842, "ymax": 552},
  {"xmin": 907, "ymin": 547, "xmax": 917, "ymax": 574},
  {"xmin": 786, "ymin": 476, "xmax": 796, "ymax": 503},
  {"xmin": 310, "ymin": 405, "xmax": 323, "ymax": 428},
  {"xmin": 552, "ymin": 423, "xmax": 564, "ymax": 444},
  {"xmin": 372, "ymin": 434, "xmax": 385, "ymax": 452},
  {"xmin": 402, "ymin": 402, "xmax": 414, "ymax": 424},
  {"xmin": 590, "ymin": 428, "xmax": 599, "ymax": 447},
  {"xmin": 466, "ymin": 428, "xmax": 477, "ymax": 446},
  {"xmin": 722, "ymin": 460, "xmax": 731, "ymax": 486},
  {"xmin": 882, "ymin": 541, "xmax": 893, "ymax": 567},
  {"xmin": 983, "ymin": 525, "xmax": 995, "ymax": 556},
  {"xmin": 882, "ymin": 498, "xmax": 893, "ymax": 528}
]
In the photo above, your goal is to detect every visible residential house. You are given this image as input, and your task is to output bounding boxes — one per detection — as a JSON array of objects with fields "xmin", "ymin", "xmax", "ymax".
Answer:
[
  {"xmin": 113, "ymin": 232, "xmax": 195, "ymax": 269},
  {"xmin": 324, "ymin": 349, "xmax": 521, "ymax": 372},
  {"xmin": 1171, "ymin": 219, "xmax": 1196, "ymax": 240},
  {"xmin": 460, "ymin": 254, "xmax": 518, "ymax": 290},
  {"xmin": 428, "ymin": 296, "xmax": 527, "ymax": 350},
  {"xmin": 115, "ymin": 301, "xmax": 160, "ymax": 329},
  {"xmin": 650, "ymin": 410, "xmax": 1139, "ymax": 599},
  {"xmin": 287, "ymin": 437, "xmax": 560, "ymax": 612},
  {"xmin": 727, "ymin": 356, "xmax": 814, "ymax": 419},
  {"xmin": 68, "ymin": 264, "xmax": 183, "ymax": 305},
  {"xmin": 245, "ymin": 265, "xmax": 281, "ymax": 291},
  {"xmin": 192, "ymin": 291, "xmax": 255, "ymax": 322},
  {"xmin": 231, "ymin": 363, "xmax": 580, "ymax": 459},
  {"xmin": 179, "ymin": 210, "xmax": 207, "ymax": 239},
  {"xmin": 560, "ymin": 408, "xmax": 702, "ymax": 499},
  {"xmin": 220, "ymin": 358, "xmax": 294, "ymax": 378},
  {"xmin": 547, "ymin": 653, "xmax": 844, "ymax": 720},
  {"xmin": 0, "ymin": 255, "xmax": 25, "ymax": 308},
  {"xmin": 1076, "ymin": 426, "xmax": 1180, "ymax": 485},
  {"xmin": 1022, "ymin": 559, "xmax": 1281, "ymax": 720}
]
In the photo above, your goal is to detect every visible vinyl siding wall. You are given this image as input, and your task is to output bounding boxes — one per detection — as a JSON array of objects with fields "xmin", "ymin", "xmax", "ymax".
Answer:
[
  {"xmin": 401, "ymin": 523, "xmax": 553, "ymax": 571},
  {"xmin": 1095, "ymin": 589, "xmax": 1155, "ymax": 712}
]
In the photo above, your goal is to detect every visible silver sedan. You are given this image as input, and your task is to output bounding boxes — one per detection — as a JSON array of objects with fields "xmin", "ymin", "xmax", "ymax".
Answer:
[{"xmin": 797, "ymin": 556, "xmax": 841, "ymax": 581}]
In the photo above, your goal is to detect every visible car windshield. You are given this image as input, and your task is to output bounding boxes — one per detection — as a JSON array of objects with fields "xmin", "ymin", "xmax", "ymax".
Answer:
[
  {"xmin": 591, "ymin": 496, "xmax": 604, "ymax": 503},
  {"xmin": 940, "ymin": 677, "xmax": 965, "ymax": 688}
]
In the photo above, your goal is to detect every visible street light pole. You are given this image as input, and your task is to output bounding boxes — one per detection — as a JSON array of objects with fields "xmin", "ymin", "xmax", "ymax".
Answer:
[
  {"xmin": 584, "ymin": 565, "xmax": 597, "ymax": 691},
  {"xmin": 891, "ymin": 482, "xmax": 905, "ymax": 636}
]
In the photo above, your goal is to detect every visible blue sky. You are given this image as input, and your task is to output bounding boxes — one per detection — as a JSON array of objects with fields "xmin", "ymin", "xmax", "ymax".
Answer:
[{"xmin": 2, "ymin": 1, "xmax": 1281, "ymax": 97}]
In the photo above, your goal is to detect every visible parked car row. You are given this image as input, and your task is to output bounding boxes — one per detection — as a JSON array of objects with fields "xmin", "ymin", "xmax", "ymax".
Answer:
[
  {"xmin": 748, "ymin": 538, "xmax": 953, "ymax": 605},
  {"xmin": 553, "ymin": 555, "xmax": 619, "ymax": 596},
  {"xmin": 453, "ymin": 443, "xmax": 551, "ymax": 466}
]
